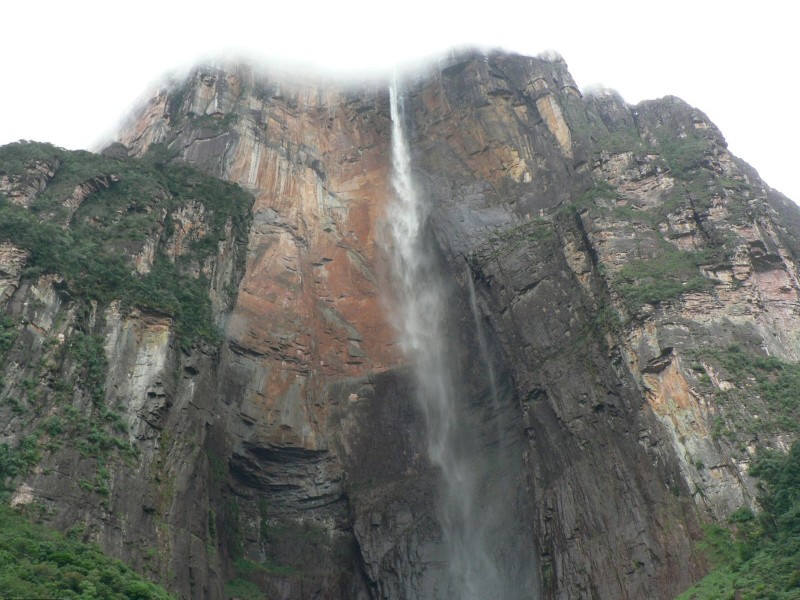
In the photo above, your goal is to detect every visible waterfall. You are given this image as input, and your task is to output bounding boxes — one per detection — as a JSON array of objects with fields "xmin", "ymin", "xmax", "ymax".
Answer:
[
  {"xmin": 467, "ymin": 270, "xmax": 500, "ymax": 417},
  {"xmin": 388, "ymin": 76, "xmax": 534, "ymax": 600}
]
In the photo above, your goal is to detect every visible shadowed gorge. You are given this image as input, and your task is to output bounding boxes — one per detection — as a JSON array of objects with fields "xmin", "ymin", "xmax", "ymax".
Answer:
[{"xmin": 1, "ymin": 49, "xmax": 799, "ymax": 599}]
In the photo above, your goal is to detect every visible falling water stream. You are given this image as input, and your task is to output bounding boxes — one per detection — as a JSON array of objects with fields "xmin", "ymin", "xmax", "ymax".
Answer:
[
  {"xmin": 467, "ymin": 271, "xmax": 501, "ymax": 418},
  {"xmin": 388, "ymin": 77, "xmax": 535, "ymax": 599}
]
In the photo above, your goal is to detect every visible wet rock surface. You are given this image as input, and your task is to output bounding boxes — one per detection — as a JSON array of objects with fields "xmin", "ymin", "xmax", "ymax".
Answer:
[{"xmin": 1, "ymin": 49, "xmax": 799, "ymax": 599}]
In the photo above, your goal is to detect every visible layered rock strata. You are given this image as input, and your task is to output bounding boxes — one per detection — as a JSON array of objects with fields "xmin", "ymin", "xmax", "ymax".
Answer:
[{"xmin": 0, "ymin": 49, "xmax": 798, "ymax": 599}]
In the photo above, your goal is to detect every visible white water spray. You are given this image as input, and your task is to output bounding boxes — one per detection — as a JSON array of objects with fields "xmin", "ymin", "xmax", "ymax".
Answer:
[{"xmin": 388, "ymin": 76, "xmax": 530, "ymax": 599}]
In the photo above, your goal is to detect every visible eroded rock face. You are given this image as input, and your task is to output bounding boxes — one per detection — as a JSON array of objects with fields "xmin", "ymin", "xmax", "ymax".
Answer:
[
  {"xmin": 3, "ymin": 48, "xmax": 800, "ymax": 600},
  {"xmin": 0, "ymin": 142, "xmax": 254, "ymax": 599},
  {"xmin": 116, "ymin": 64, "xmax": 407, "ymax": 599},
  {"xmin": 115, "ymin": 51, "xmax": 800, "ymax": 598},
  {"xmin": 0, "ymin": 158, "xmax": 57, "ymax": 207},
  {"xmin": 0, "ymin": 242, "xmax": 28, "ymax": 303}
]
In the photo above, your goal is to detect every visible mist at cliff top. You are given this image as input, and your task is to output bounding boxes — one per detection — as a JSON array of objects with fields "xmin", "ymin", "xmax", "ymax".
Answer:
[{"xmin": 3, "ymin": 0, "xmax": 798, "ymax": 201}]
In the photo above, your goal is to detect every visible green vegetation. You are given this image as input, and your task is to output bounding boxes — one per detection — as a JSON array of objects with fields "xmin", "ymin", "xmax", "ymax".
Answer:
[
  {"xmin": 0, "ymin": 140, "xmax": 250, "ymax": 500},
  {"xmin": 579, "ymin": 180, "xmax": 617, "ymax": 204},
  {"xmin": 569, "ymin": 170, "xmax": 753, "ymax": 239},
  {"xmin": 224, "ymin": 577, "xmax": 263, "ymax": 600},
  {"xmin": 234, "ymin": 555, "xmax": 302, "ymax": 579},
  {"xmin": 678, "ymin": 442, "xmax": 800, "ymax": 599},
  {"xmin": 0, "ymin": 316, "xmax": 19, "ymax": 360},
  {"xmin": 0, "ymin": 385, "xmax": 135, "ymax": 503},
  {"xmin": 588, "ymin": 303, "xmax": 624, "ymax": 338},
  {"xmin": 0, "ymin": 141, "xmax": 253, "ymax": 348},
  {"xmin": 613, "ymin": 248, "xmax": 720, "ymax": 310},
  {"xmin": 66, "ymin": 332, "xmax": 108, "ymax": 405},
  {"xmin": 657, "ymin": 132, "xmax": 709, "ymax": 180},
  {"xmin": 558, "ymin": 180, "xmax": 619, "ymax": 218},
  {"xmin": 595, "ymin": 128, "xmax": 648, "ymax": 154},
  {"xmin": 484, "ymin": 218, "xmax": 555, "ymax": 259},
  {"xmin": 206, "ymin": 449, "xmax": 227, "ymax": 485},
  {"xmin": 0, "ymin": 505, "xmax": 174, "ymax": 599},
  {"xmin": 567, "ymin": 97, "xmax": 708, "ymax": 177},
  {"xmin": 561, "ymin": 94, "xmax": 646, "ymax": 156},
  {"xmin": 49, "ymin": 329, "xmax": 137, "ymax": 494},
  {"xmin": 0, "ymin": 142, "xmax": 61, "ymax": 177},
  {"xmin": 221, "ymin": 515, "xmax": 334, "ymax": 598},
  {"xmin": 223, "ymin": 554, "xmax": 298, "ymax": 599},
  {"xmin": 0, "ymin": 437, "xmax": 40, "ymax": 495},
  {"xmin": 124, "ymin": 257, "xmax": 221, "ymax": 347},
  {"xmin": 700, "ymin": 345, "xmax": 800, "ymax": 435},
  {"xmin": 564, "ymin": 179, "xmax": 666, "ymax": 227}
]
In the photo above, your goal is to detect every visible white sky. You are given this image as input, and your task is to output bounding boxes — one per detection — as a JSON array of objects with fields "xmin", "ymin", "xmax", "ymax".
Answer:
[{"xmin": 2, "ymin": 1, "xmax": 798, "ymax": 201}]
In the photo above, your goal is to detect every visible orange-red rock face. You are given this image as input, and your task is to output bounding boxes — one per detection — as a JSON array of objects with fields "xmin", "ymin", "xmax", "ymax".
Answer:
[
  {"xmin": 120, "ymin": 67, "xmax": 403, "ymax": 450},
  {"xmin": 107, "ymin": 52, "xmax": 800, "ymax": 599}
]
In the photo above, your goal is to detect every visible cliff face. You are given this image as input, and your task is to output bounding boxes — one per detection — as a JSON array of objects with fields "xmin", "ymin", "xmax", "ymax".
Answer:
[
  {"xmin": 0, "ymin": 141, "xmax": 254, "ymax": 598},
  {"xmin": 2, "ymin": 49, "xmax": 799, "ymax": 599}
]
